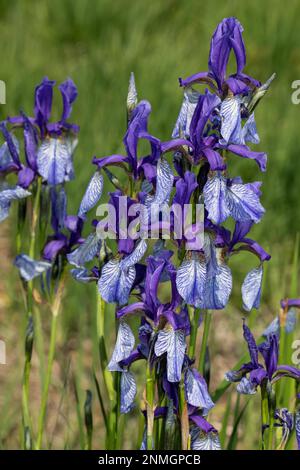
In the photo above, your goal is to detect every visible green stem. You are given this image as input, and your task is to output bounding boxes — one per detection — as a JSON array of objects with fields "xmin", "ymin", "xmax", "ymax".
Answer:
[
  {"xmin": 188, "ymin": 307, "xmax": 200, "ymax": 359},
  {"xmin": 146, "ymin": 362, "xmax": 155, "ymax": 450},
  {"xmin": 179, "ymin": 381, "xmax": 189, "ymax": 450},
  {"xmin": 35, "ymin": 274, "xmax": 65, "ymax": 449},
  {"xmin": 198, "ymin": 310, "xmax": 211, "ymax": 374},
  {"xmin": 260, "ymin": 381, "xmax": 269, "ymax": 450}
]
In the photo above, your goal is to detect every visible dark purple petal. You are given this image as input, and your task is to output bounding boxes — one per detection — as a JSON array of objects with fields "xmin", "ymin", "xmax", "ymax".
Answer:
[
  {"xmin": 281, "ymin": 298, "xmax": 300, "ymax": 310},
  {"xmin": 179, "ymin": 72, "xmax": 213, "ymax": 89},
  {"xmin": 243, "ymin": 321, "xmax": 259, "ymax": 367},
  {"xmin": 92, "ymin": 154, "xmax": 128, "ymax": 169},
  {"xmin": 43, "ymin": 237, "xmax": 67, "ymax": 260},
  {"xmin": 249, "ymin": 367, "xmax": 267, "ymax": 386},
  {"xmin": 258, "ymin": 335, "xmax": 278, "ymax": 379},
  {"xmin": 34, "ymin": 77, "xmax": 55, "ymax": 135},
  {"xmin": 17, "ymin": 167, "xmax": 35, "ymax": 189},
  {"xmin": 189, "ymin": 414, "xmax": 216, "ymax": 433},
  {"xmin": 0, "ymin": 123, "xmax": 21, "ymax": 167},
  {"xmin": 59, "ymin": 78, "xmax": 78, "ymax": 122},
  {"xmin": 173, "ymin": 171, "xmax": 198, "ymax": 207},
  {"xmin": 202, "ymin": 147, "xmax": 226, "ymax": 171},
  {"xmin": 227, "ymin": 144, "xmax": 267, "ymax": 172},
  {"xmin": 22, "ymin": 112, "xmax": 38, "ymax": 171}
]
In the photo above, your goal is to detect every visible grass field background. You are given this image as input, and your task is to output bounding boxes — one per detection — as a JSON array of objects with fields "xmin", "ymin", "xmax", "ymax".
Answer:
[{"xmin": 0, "ymin": 0, "xmax": 299, "ymax": 449}]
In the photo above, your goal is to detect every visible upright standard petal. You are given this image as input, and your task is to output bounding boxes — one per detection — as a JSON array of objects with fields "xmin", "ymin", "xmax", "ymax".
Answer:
[
  {"xmin": 37, "ymin": 137, "xmax": 73, "ymax": 185},
  {"xmin": 120, "ymin": 371, "xmax": 137, "ymax": 414},
  {"xmin": 176, "ymin": 256, "xmax": 206, "ymax": 308},
  {"xmin": 241, "ymin": 265, "xmax": 263, "ymax": 311},
  {"xmin": 59, "ymin": 78, "xmax": 78, "ymax": 122},
  {"xmin": 14, "ymin": 254, "xmax": 51, "ymax": 281},
  {"xmin": 108, "ymin": 321, "xmax": 135, "ymax": 371},
  {"xmin": 154, "ymin": 326, "xmax": 186, "ymax": 382},
  {"xmin": 78, "ymin": 172, "xmax": 104, "ymax": 219}
]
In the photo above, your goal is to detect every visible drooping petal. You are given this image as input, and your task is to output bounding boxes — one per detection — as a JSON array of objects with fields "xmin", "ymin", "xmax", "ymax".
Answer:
[
  {"xmin": 203, "ymin": 173, "xmax": 230, "ymax": 224},
  {"xmin": 37, "ymin": 137, "xmax": 73, "ymax": 185},
  {"xmin": 227, "ymin": 144, "xmax": 267, "ymax": 172},
  {"xmin": 108, "ymin": 321, "xmax": 135, "ymax": 372},
  {"xmin": 67, "ymin": 233, "xmax": 101, "ymax": 267},
  {"xmin": 226, "ymin": 179, "xmax": 265, "ymax": 223},
  {"xmin": 201, "ymin": 262, "xmax": 232, "ymax": 309},
  {"xmin": 120, "ymin": 371, "xmax": 137, "ymax": 414},
  {"xmin": 98, "ymin": 259, "xmax": 135, "ymax": 305},
  {"xmin": 242, "ymin": 113, "xmax": 260, "ymax": 144},
  {"xmin": 241, "ymin": 265, "xmax": 263, "ymax": 311},
  {"xmin": 236, "ymin": 377, "xmax": 257, "ymax": 394},
  {"xmin": 120, "ymin": 239, "xmax": 148, "ymax": 269},
  {"xmin": 176, "ymin": 257, "xmax": 206, "ymax": 308},
  {"xmin": 14, "ymin": 254, "xmax": 51, "ymax": 281},
  {"xmin": 0, "ymin": 185, "xmax": 31, "ymax": 222},
  {"xmin": 78, "ymin": 172, "xmax": 103, "ymax": 219},
  {"xmin": 191, "ymin": 428, "xmax": 221, "ymax": 450},
  {"xmin": 172, "ymin": 87, "xmax": 200, "ymax": 138},
  {"xmin": 154, "ymin": 326, "xmax": 186, "ymax": 382},
  {"xmin": 184, "ymin": 368, "xmax": 214, "ymax": 414},
  {"xmin": 154, "ymin": 157, "xmax": 174, "ymax": 206},
  {"xmin": 220, "ymin": 95, "xmax": 243, "ymax": 144}
]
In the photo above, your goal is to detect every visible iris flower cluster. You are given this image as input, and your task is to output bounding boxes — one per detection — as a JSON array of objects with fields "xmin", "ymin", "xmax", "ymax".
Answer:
[{"xmin": 64, "ymin": 17, "xmax": 278, "ymax": 449}]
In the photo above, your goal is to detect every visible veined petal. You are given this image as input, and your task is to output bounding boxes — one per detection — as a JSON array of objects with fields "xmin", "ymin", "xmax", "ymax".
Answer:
[
  {"xmin": 172, "ymin": 87, "xmax": 200, "ymax": 138},
  {"xmin": 67, "ymin": 233, "xmax": 101, "ymax": 267},
  {"xmin": 203, "ymin": 173, "xmax": 230, "ymax": 224},
  {"xmin": 201, "ymin": 262, "xmax": 232, "ymax": 309},
  {"xmin": 120, "ymin": 371, "xmax": 137, "ymax": 414},
  {"xmin": 220, "ymin": 95, "xmax": 243, "ymax": 144},
  {"xmin": 120, "ymin": 239, "xmax": 147, "ymax": 269},
  {"xmin": 108, "ymin": 321, "xmax": 135, "ymax": 371},
  {"xmin": 236, "ymin": 377, "xmax": 257, "ymax": 395},
  {"xmin": 37, "ymin": 137, "xmax": 72, "ymax": 185},
  {"xmin": 242, "ymin": 113, "xmax": 260, "ymax": 144},
  {"xmin": 176, "ymin": 257, "xmax": 206, "ymax": 308},
  {"xmin": 154, "ymin": 157, "xmax": 174, "ymax": 206},
  {"xmin": 127, "ymin": 72, "xmax": 138, "ymax": 113},
  {"xmin": 14, "ymin": 254, "xmax": 51, "ymax": 281},
  {"xmin": 241, "ymin": 265, "xmax": 263, "ymax": 311},
  {"xmin": 191, "ymin": 428, "xmax": 221, "ymax": 450},
  {"xmin": 78, "ymin": 172, "xmax": 103, "ymax": 219},
  {"xmin": 184, "ymin": 368, "xmax": 214, "ymax": 413},
  {"xmin": 70, "ymin": 268, "xmax": 97, "ymax": 283},
  {"xmin": 226, "ymin": 180, "xmax": 265, "ymax": 223},
  {"xmin": 154, "ymin": 326, "xmax": 186, "ymax": 382},
  {"xmin": 98, "ymin": 259, "xmax": 135, "ymax": 305},
  {"xmin": 0, "ymin": 185, "xmax": 31, "ymax": 222}
]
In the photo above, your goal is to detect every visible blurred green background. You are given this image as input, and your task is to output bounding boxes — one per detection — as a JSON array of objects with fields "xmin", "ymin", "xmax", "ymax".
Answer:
[{"xmin": 0, "ymin": 0, "xmax": 299, "ymax": 449}]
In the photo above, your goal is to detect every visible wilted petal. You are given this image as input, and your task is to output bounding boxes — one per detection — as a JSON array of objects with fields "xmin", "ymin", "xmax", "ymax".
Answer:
[
  {"xmin": 242, "ymin": 265, "xmax": 263, "ymax": 311},
  {"xmin": 236, "ymin": 377, "xmax": 257, "ymax": 395},
  {"xmin": 176, "ymin": 257, "xmax": 206, "ymax": 308},
  {"xmin": 203, "ymin": 173, "xmax": 230, "ymax": 224},
  {"xmin": 67, "ymin": 233, "xmax": 101, "ymax": 267},
  {"xmin": 37, "ymin": 137, "xmax": 72, "ymax": 185},
  {"xmin": 120, "ymin": 371, "xmax": 137, "ymax": 414},
  {"xmin": 191, "ymin": 428, "xmax": 221, "ymax": 450},
  {"xmin": 154, "ymin": 326, "xmax": 186, "ymax": 382},
  {"xmin": 14, "ymin": 254, "xmax": 51, "ymax": 281},
  {"xmin": 172, "ymin": 87, "xmax": 200, "ymax": 138},
  {"xmin": 78, "ymin": 172, "xmax": 103, "ymax": 219},
  {"xmin": 184, "ymin": 368, "xmax": 214, "ymax": 413},
  {"xmin": 108, "ymin": 321, "xmax": 135, "ymax": 371},
  {"xmin": 0, "ymin": 185, "xmax": 31, "ymax": 222},
  {"xmin": 220, "ymin": 95, "xmax": 242, "ymax": 144}
]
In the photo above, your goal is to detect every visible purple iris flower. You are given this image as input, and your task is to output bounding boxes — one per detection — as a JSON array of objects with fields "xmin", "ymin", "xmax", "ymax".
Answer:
[
  {"xmin": 179, "ymin": 17, "xmax": 260, "ymax": 95},
  {"xmin": 226, "ymin": 321, "xmax": 300, "ymax": 394}
]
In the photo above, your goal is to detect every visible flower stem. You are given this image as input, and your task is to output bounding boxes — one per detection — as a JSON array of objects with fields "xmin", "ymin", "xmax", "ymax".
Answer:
[
  {"xmin": 198, "ymin": 310, "xmax": 211, "ymax": 374},
  {"xmin": 35, "ymin": 274, "xmax": 66, "ymax": 449},
  {"xmin": 146, "ymin": 362, "xmax": 155, "ymax": 450},
  {"xmin": 179, "ymin": 381, "xmax": 189, "ymax": 450},
  {"xmin": 260, "ymin": 381, "xmax": 269, "ymax": 450},
  {"xmin": 188, "ymin": 307, "xmax": 200, "ymax": 359}
]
